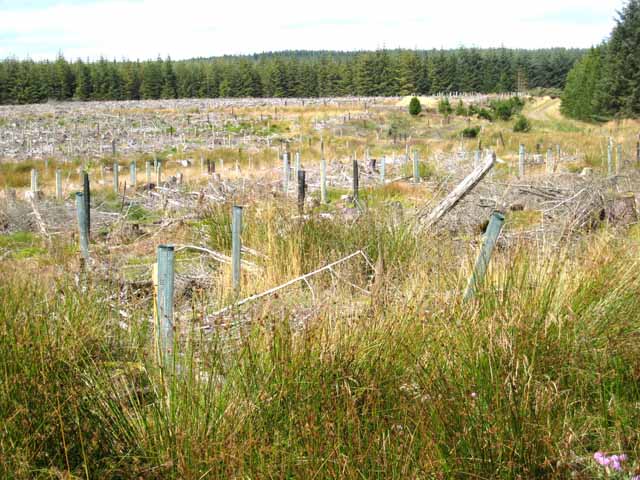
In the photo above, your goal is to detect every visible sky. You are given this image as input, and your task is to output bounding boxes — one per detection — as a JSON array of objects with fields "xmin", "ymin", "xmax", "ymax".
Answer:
[{"xmin": 0, "ymin": 0, "xmax": 624, "ymax": 61}]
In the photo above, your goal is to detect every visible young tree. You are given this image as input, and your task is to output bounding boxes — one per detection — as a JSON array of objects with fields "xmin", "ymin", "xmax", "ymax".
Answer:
[
  {"xmin": 409, "ymin": 96, "xmax": 422, "ymax": 116},
  {"xmin": 513, "ymin": 115, "xmax": 531, "ymax": 132},
  {"xmin": 455, "ymin": 100, "xmax": 468, "ymax": 116},
  {"xmin": 438, "ymin": 97, "xmax": 453, "ymax": 116}
]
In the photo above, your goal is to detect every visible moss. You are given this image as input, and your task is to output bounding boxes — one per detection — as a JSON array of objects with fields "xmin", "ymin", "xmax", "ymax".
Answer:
[{"xmin": 0, "ymin": 231, "xmax": 44, "ymax": 258}]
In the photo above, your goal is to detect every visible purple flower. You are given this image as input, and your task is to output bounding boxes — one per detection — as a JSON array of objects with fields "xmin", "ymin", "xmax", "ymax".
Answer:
[
  {"xmin": 593, "ymin": 451, "xmax": 629, "ymax": 471},
  {"xmin": 594, "ymin": 451, "xmax": 608, "ymax": 466}
]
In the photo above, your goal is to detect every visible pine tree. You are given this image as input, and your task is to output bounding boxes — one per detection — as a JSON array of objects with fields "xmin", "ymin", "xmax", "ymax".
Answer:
[
  {"xmin": 53, "ymin": 54, "xmax": 75, "ymax": 100},
  {"xmin": 397, "ymin": 51, "xmax": 419, "ymax": 96},
  {"xmin": 438, "ymin": 97, "xmax": 453, "ymax": 116},
  {"xmin": 74, "ymin": 60, "xmax": 93, "ymax": 100},
  {"xmin": 601, "ymin": 0, "xmax": 640, "ymax": 116},
  {"xmin": 561, "ymin": 47, "xmax": 604, "ymax": 120},
  {"xmin": 409, "ymin": 96, "xmax": 422, "ymax": 116},
  {"xmin": 355, "ymin": 53, "xmax": 377, "ymax": 96},
  {"xmin": 123, "ymin": 62, "xmax": 142, "ymax": 100},
  {"xmin": 428, "ymin": 51, "xmax": 449, "ymax": 94},
  {"xmin": 140, "ymin": 58, "xmax": 163, "ymax": 100},
  {"xmin": 161, "ymin": 57, "xmax": 177, "ymax": 99},
  {"xmin": 0, "ymin": 48, "xmax": 586, "ymax": 105},
  {"xmin": 416, "ymin": 54, "xmax": 431, "ymax": 94}
]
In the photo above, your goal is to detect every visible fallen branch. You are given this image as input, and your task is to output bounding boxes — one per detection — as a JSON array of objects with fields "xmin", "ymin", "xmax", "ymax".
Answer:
[
  {"xmin": 415, "ymin": 152, "xmax": 496, "ymax": 230},
  {"xmin": 205, "ymin": 250, "xmax": 372, "ymax": 319}
]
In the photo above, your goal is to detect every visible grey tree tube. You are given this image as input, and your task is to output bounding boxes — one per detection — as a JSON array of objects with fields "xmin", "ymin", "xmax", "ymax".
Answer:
[
  {"xmin": 75, "ymin": 192, "xmax": 90, "ymax": 261},
  {"xmin": 83, "ymin": 172, "xmax": 90, "ymax": 232},
  {"xmin": 156, "ymin": 244, "xmax": 175, "ymax": 365},
  {"xmin": 320, "ymin": 157, "xmax": 327, "ymax": 204},
  {"xmin": 30, "ymin": 169, "xmax": 38, "ymax": 193},
  {"xmin": 55, "ymin": 169, "xmax": 62, "ymax": 201},
  {"xmin": 113, "ymin": 162, "xmax": 119, "ymax": 193},
  {"xmin": 463, "ymin": 211, "xmax": 506, "ymax": 301},
  {"xmin": 130, "ymin": 161, "xmax": 136, "ymax": 186},
  {"xmin": 283, "ymin": 152, "xmax": 290, "ymax": 195},
  {"xmin": 352, "ymin": 159, "xmax": 359, "ymax": 201},
  {"xmin": 232, "ymin": 206, "xmax": 243, "ymax": 293},
  {"xmin": 297, "ymin": 170, "xmax": 306, "ymax": 214}
]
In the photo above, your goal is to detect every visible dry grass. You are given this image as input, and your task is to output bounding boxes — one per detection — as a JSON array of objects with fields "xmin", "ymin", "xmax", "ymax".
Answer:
[{"xmin": 2, "ymin": 96, "xmax": 640, "ymax": 479}]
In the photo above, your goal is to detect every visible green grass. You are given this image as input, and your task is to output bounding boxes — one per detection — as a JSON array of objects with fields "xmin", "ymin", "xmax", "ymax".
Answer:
[{"xmin": 0, "ymin": 231, "xmax": 45, "ymax": 258}]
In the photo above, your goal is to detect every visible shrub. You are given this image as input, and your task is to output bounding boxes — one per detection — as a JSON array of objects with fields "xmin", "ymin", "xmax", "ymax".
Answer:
[
  {"xmin": 409, "ymin": 97, "xmax": 422, "ymax": 116},
  {"xmin": 478, "ymin": 109, "xmax": 493, "ymax": 121},
  {"xmin": 438, "ymin": 97, "xmax": 453, "ymax": 116},
  {"xmin": 490, "ymin": 97, "xmax": 525, "ymax": 121},
  {"xmin": 513, "ymin": 115, "xmax": 531, "ymax": 132},
  {"xmin": 461, "ymin": 126, "xmax": 481, "ymax": 138},
  {"xmin": 455, "ymin": 100, "xmax": 468, "ymax": 116}
]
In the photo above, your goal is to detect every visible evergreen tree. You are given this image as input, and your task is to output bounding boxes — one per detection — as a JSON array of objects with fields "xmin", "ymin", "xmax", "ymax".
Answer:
[
  {"xmin": 562, "ymin": 0, "xmax": 640, "ymax": 120},
  {"xmin": 397, "ymin": 51, "xmax": 419, "ymax": 96},
  {"xmin": 416, "ymin": 54, "xmax": 431, "ymax": 94},
  {"xmin": 0, "ymin": 48, "xmax": 585, "ymax": 105},
  {"xmin": 140, "ymin": 58, "xmax": 163, "ymax": 99},
  {"xmin": 53, "ymin": 54, "xmax": 74, "ymax": 100},
  {"xmin": 123, "ymin": 62, "xmax": 142, "ymax": 100},
  {"xmin": 409, "ymin": 96, "xmax": 422, "ymax": 115},
  {"xmin": 438, "ymin": 97, "xmax": 453, "ymax": 115},
  {"xmin": 601, "ymin": 0, "xmax": 640, "ymax": 116},
  {"xmin": 561, "ymin": 47, "xmax": 604, "ymax": 121},
  {"xmin": 74, "ymin": 59, "xmax": 93, "ymax": 100},
  {"xmin": 428, "ymin": 51, "xmax": 449, "ymax": 94},
  {"xmin": 458, "ymin": 48, "xmax": 483, "ymax": 92},
  {"xmin": 161, "ymin": 57, "xmax": 177, "ymax": 99}
]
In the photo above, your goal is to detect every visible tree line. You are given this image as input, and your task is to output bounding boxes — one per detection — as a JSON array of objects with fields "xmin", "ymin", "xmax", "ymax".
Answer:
[
  {"xmin": 562, "ymin": 0, "xmax": 640, "ymax": 121},
  {"xmin": 0, "ymin": 48, "xmax": 584, "ymax": 105}
]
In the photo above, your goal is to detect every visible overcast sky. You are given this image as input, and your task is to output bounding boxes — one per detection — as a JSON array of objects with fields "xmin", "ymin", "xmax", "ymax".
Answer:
[{"xmin": 0, "ymin": 0, "xmax": 624, "ymax": 60}]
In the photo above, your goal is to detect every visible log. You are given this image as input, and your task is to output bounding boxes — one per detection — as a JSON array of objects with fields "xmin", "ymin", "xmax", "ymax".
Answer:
[{"xmin": 416, "ymin": 152, "xmax": 496, "ymax": 229}]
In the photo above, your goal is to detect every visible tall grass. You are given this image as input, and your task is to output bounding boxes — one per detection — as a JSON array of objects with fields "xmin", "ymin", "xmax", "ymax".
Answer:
[{"xmin": 2, "ymin": 226, "xmax": 640, "ymax": 478}]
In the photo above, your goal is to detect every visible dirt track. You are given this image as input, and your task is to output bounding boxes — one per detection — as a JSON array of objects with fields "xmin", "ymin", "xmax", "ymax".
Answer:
[{"xmin": 523, "ymin": 97, "xmax": 564, "ymax": 122}]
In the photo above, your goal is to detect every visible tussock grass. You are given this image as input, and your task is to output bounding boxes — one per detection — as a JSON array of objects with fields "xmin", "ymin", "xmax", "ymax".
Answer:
[{"xmin": 2, "ymin": 227, "xmax": 640, "ymax": 478}]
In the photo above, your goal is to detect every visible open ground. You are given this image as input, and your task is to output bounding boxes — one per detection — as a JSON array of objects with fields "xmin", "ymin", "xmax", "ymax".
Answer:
[{"xmin": 2, "ymin": 95, "xmax": 640, "ymax": 479}]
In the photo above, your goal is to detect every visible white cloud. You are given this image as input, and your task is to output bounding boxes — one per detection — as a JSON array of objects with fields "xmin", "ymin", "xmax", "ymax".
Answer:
[{"xmin": 0, "ymin": 0, "xmax": 623, "ymax": 60}]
